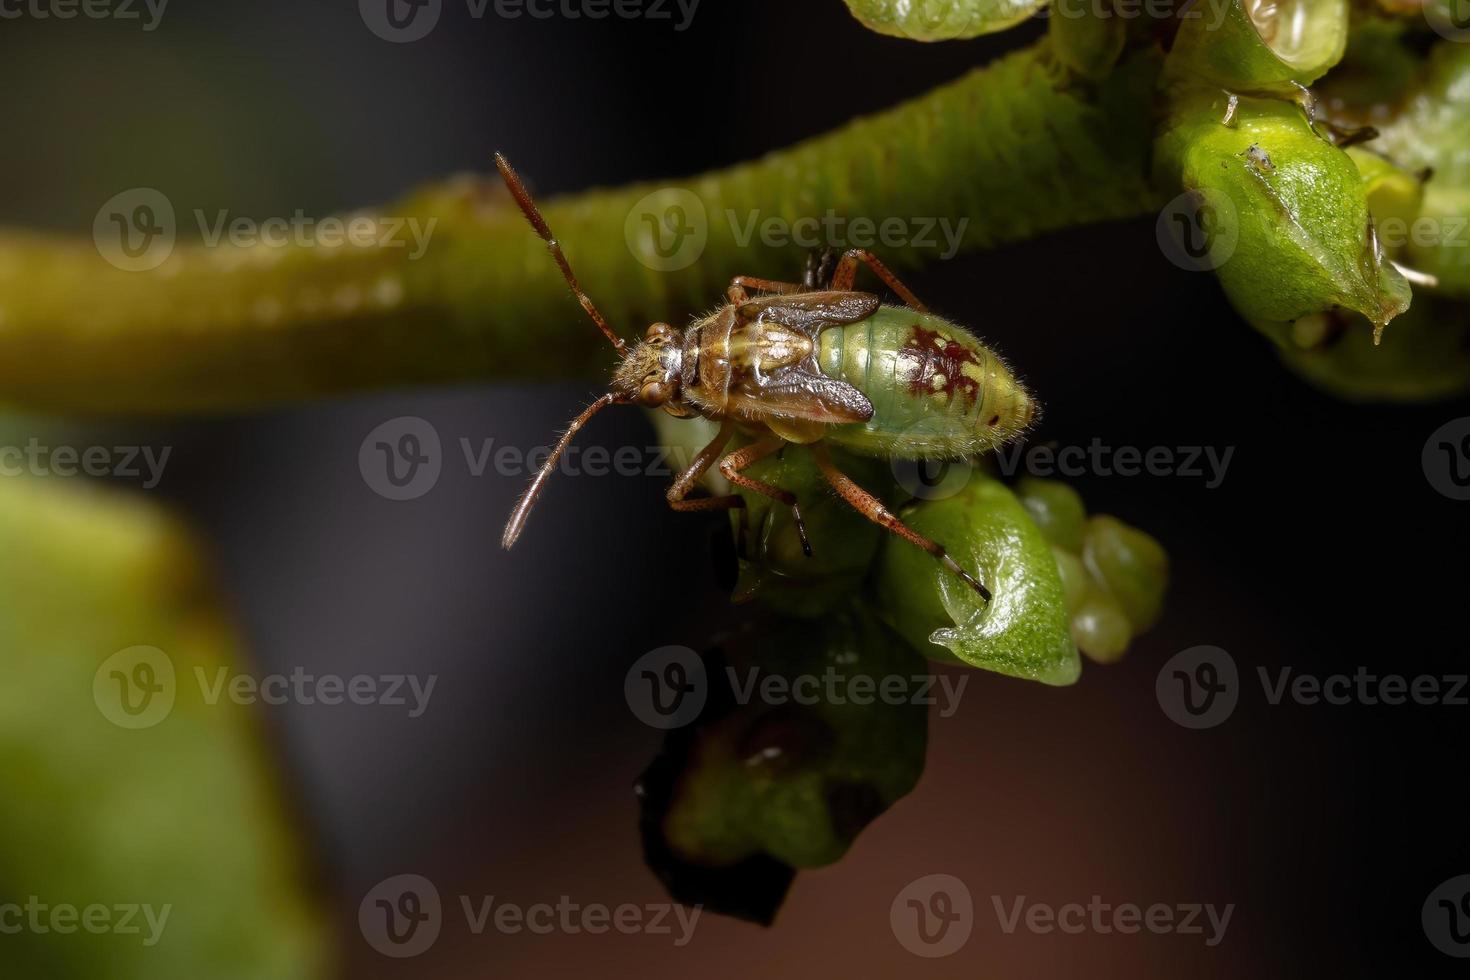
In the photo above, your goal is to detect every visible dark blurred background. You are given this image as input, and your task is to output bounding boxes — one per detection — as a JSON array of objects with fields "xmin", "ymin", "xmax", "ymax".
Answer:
[{"xmin": 2, "ymin": 1, "xmax": 1467, "ymax": 976}]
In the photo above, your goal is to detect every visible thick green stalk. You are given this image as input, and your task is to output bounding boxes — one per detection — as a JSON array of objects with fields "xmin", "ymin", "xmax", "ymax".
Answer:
[{"xmin": 0, "ymin": 41, "xmax": 1161, "ymax": 415}]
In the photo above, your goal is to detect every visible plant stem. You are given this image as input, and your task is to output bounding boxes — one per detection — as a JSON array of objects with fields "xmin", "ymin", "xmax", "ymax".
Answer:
[{"xmin": 0, "ymin": 41, "xmax": 1162, "ymax": 415}]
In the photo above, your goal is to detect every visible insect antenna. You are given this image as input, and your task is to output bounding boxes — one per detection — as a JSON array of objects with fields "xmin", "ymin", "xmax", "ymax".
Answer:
[
  {"xmin": 495, "ymin": 152, "xmax": 628, "ymax": 358},
  {"xmin": 502, "ymin": 392, "xmax": 623, "ymax": 549}
]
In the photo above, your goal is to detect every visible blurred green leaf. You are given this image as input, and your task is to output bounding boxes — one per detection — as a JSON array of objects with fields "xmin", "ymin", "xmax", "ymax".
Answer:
[
  {"xmin": 0, "ymin": 477, "xmax": 330, "ymax": 980},
  {"xmin": 1375, "ymin": 42, "xmax": 1470, "ymax": 299}
]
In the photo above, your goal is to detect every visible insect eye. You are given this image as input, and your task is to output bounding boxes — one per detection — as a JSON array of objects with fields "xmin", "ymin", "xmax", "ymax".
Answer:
[
  {"xmin": 646, "ymin": 322, "xmax": 673, "ymax": 344},
  {"xmin": 639, "ymin": 381, "xmax": 669, "ymax": 405}
]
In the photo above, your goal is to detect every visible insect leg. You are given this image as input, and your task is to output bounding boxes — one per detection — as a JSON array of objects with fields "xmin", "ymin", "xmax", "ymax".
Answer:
[
  {"xmin": 810, "ymin": 442, "xmax": 990, "ymax": 601},
  {"xmin": 727, "ymin": 276, "xmax": 805, "ymax": 304},
  {"xmin": 804, "ymin": 248, "xmax": 837, "ymax": 290},
  {"xmin": 828, "ymin": 249, "xmax": 929, "ymax": 312},
  {"xmin": 719, "ymin": 438, "xmax": 812, "ymax": 557},
  {"xmin": 666, "ymin": 422, "xmax": 753, "ymax": 552},
  {"xmin": 666, "ymin": 422, "xmax": 736, "ymax": 507}
]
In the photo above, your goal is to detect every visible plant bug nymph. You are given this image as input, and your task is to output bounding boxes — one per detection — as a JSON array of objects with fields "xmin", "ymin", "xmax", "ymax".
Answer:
[{"xmin": 495, "ymin": 153, "xmax": 1038, "ymax": 601}]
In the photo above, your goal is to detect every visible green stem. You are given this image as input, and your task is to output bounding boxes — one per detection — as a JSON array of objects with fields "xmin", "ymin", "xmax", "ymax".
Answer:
[{"xmin": 0, "ymin": 41, "xmax": 1162, "ymax": 415}]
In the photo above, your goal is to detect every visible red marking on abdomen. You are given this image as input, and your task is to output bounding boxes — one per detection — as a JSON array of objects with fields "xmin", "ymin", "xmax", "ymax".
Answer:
[{"xmin": 899, "ymin": 324, "xmax": 980, "ymax": 408}]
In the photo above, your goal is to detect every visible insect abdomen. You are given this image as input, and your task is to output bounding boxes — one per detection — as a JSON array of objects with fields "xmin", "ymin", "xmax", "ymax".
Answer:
[{"xmin": 816, "ymin": 306, "xmax": 1034, "ymax": 459}]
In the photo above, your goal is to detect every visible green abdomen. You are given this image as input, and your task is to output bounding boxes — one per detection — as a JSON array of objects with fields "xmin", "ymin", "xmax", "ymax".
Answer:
[{"xmin": 817, "ymin": 305, "xmax": 1033, "ymax": 459}]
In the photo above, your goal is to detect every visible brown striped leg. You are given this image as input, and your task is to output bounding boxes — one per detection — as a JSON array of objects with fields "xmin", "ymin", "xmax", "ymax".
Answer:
[
  {"xmin": 811, "ymin": 442, "xmax": 990, "ymax": 601},
  {"xmin": 726, "ymin": 275, "xmax": 806, "ymax": 304},
  {"xmin": 720, "ymin": 437, "xmax": 812, "ymax": 557},
  {"xmin": 828, "ymin": 249, "xmax": 929, "ymax": 312},
  {"xmin": 666, "ymin": 422, "xmax": 750, "ymax": 553}
]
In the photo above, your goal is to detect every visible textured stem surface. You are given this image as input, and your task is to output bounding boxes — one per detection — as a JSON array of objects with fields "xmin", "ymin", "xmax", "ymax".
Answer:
[{"xmin": 0, "ymin": 41, "xmax": 1161, "ymax": 415}]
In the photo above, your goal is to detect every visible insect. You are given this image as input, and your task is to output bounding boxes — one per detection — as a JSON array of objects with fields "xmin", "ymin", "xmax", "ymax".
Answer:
[
  {"xmin": 495, "ymin": 154, "xmax": 1037, "ymax": 600},
  {"xmin": 1241, "ymin": 142, "xmax": 1275, "ymax": 173}
]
